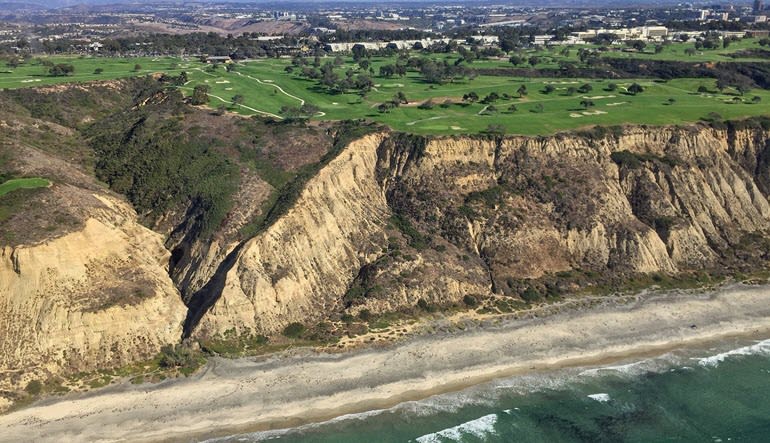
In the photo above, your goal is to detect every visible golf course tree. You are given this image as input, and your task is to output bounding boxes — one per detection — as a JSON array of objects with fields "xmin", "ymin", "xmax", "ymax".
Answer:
[
  {"xmin": 190, "ymin": 84, "xmax": 210, "ymax": 105},
  {"xmin": 48, "ymin": 63, "xmax": 74, "ymax": 76},
  {"xmin": 351, "ymin": 44, "xmax": 369, "ymax": 62},
  {"xmin": 463, "ymin": 91, "xmax": 479, "ymax": 104},
  {"xmin": 542, "ymin": 84, "xmax": 556, "ymax": 94},
  {"xmin": 577, "ymin": 83, "xmax": 593, "ymax": 94},
  {"xmin": 377, "ymin": 102, "xmax": 396, "ymax": 113},
  {"xmin": 482, "ymin": 105, "xmax": 499, "ymax": 115},
  {"xmin": 280, "ymin": 103, "xmax": 320, "ymax": 120},
  {"xmin": 517, "ymin": 84, "xmax": 528, "ymax": 98},
  {"xmin": 231, "ymin": 94, "xmax": 244, "ymax": 108},
  {"xmin": 481, "ymin": 92, "xmax": 499, "ymax": 104},
  {"xmin": 627, "ymin": 83, "xmax": 645, "ymax": 95},
  {"xmin": 417, "ymin": 59, "xmax": 470, "ymax": 84},
  {"xmin": 580, "ymin": 99, "xmax": 595, "ymax": 109}
]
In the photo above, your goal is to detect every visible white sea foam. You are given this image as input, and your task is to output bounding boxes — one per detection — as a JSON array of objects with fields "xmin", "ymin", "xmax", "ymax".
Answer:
[
  {"xmin": 587, "ymin": 393, "xmax": 611, "ymax": 403},
  {"xmin": 414, "ymin": 413, "xmax": 498, "ymax": 443},
  {"xmin": 695, "ymin": 339, "xmax": 770, "ymax": 367},
  {"xmin": 202, "ymin": 408, "xmax": 387, "ymax": 442}
]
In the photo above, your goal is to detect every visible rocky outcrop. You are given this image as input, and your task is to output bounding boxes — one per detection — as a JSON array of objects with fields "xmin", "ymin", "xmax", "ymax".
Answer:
[{"xmin": 0, "ymin": 190, "xmax": 186, "ymax": 396}]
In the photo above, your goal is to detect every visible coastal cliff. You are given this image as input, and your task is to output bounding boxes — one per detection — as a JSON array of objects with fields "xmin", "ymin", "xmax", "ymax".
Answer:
[
  {"xmin": 182, "ymin": 123, "xmax": 770, "ymax": 338},
  {"xmin": 0, "ymin": 189, "xmax": 186, "ymax": 400},
  {"xmin": 2, "ymin": 81, "xmax": 770, "ymax": 405}
]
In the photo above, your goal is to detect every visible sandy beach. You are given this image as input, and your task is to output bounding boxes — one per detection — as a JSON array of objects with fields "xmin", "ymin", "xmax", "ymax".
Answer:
[{"xmin": 3, "ymin": 283, "xmax": 770, "ymax": 443}]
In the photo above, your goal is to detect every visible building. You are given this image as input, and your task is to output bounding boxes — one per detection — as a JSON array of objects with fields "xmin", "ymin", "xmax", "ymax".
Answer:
[
  {"xmin": 206, "ymin": 56, "xmax": 232, "ymax": 64},
  {"xmin": 754, "ymin": 0, "xmax": 765, "ymax": 14}
]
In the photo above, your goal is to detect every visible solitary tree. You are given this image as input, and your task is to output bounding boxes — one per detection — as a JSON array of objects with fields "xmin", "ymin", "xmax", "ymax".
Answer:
[
  {"xmin": 627, "ymin": 83, "xmax": 644, "ymax": 95},
  {"xmin": 231, "ymin": 94, "xmax": 244, "ymax": 107},
  {"xmin": 517, "ymin": 84, "xmax": 528, "ymax": 98},
  {"xmin": 133, "ymin": 64, "xmax": 142, "ymax": 72},
  {"xmin": 543, "ymin": 84, "xmax": 556, "ymax": 94},
  {"xmin": 509, "ymin": 55, "xmax": 523, "ymax": 66}
]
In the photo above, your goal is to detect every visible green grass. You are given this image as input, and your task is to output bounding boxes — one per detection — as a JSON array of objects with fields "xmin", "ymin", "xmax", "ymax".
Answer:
[
  {"xmin": 3, "ymin": 46, "xmax": 769, "ymax": 136},
  {"xmin": 0, "ymin": 177, "xmax": 50, "ymax": 197},
  {"xmin": 0, "ymin": 55, "xmax": 204, "ymax": 89}
]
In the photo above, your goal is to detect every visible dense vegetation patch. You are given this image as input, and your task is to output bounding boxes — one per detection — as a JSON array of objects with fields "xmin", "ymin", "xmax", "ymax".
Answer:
[{"xmin": 85, "ymin": 85, "xmax": 239, "ymax": 235}]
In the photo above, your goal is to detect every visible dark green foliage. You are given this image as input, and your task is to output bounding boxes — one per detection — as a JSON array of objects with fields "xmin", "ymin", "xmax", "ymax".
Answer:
[
  {"xmin": 521, "ymin": 286, "xmax": 542, "ymax": 303},
  {"xmin": 610, "ymin": 151, "xmax": 644, "ymax": 169},
  {"xmin": 48, "ymin": 63, "xmax": 74, "ymax": 76},
  {"xmin": 578, "ymin": 125, "xmax": 624, "ymax": 141},
  {"xmin": 390, "ymin": 213, "xmax": 428, "ymax": 250},
  {"xmin": 190, "ymin": 84, "xmax": 210, "ymax": 105},
  {"xmin": 24, "ymin": 380, "xmax": 42, "ymax": 395},
  {"xmin": 417, "ymin": 298, "xmax": 437, "ymax": 312},
  {"xmin": 466, "ymin": 185, "xmax": 504, "ymax": 208},
  {"xmin": 86, "ymin": 89, "xmax": 239, "ymax": 235},
  {"xmin": 158, "ymin": 344, "xmax": 198, "ymax": 370},
  {"xmin": 463, "ymin": 294, "xmax": 479, "ymax": 307},
  {"xmin": 282, "ymin": 322, "xmax": 306, "ymax": 338}
]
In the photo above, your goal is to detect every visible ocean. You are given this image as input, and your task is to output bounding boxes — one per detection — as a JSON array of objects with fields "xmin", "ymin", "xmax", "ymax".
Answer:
[{"xmin": 206, "ymin": 337, "xmax": 770, "ymax": 443}]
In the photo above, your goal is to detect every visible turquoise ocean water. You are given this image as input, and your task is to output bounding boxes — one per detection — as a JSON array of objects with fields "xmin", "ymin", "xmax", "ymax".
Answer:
[{"xmin": 207, "ymin": 337, "xmax": 770, "ymax": 443}]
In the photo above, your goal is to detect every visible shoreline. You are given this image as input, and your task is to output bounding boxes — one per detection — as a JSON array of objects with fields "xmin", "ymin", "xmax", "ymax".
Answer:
[{"xmin": 3, "ymin": 283, "xmax": 770, "ymax": 442}]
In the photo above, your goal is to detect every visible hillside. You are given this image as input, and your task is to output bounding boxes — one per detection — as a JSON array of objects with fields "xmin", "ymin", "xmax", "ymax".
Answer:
[{"xmin": 1, "ymin": 78, "xmax": 770, "ymax": 410}]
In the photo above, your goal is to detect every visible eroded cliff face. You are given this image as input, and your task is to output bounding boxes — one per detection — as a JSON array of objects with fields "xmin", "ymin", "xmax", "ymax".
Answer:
[
  {"xmin": 0, "ymin": 189, "xmax": 186, "ymax": 395},
  {"xmin": 186, "ymin": 124, "xmax": 770, "ymax": 337},
  {"xmin": 190, "ymin": 133, "xmax": 394, "ymax": 337}
]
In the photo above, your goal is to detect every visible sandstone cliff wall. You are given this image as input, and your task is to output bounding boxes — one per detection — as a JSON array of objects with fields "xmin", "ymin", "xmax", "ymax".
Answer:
[
  {"xmin": 0, "ymin": 191, "xmax": 186, "ymax": 394},
  {"xmin": 187, "ymin": 125, "xmax": 770, "ymax": 337}
]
